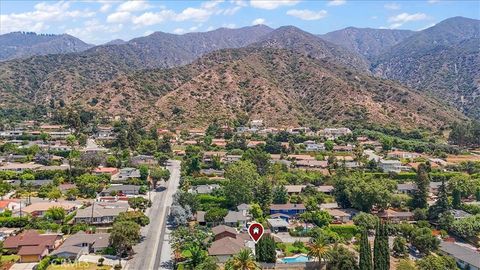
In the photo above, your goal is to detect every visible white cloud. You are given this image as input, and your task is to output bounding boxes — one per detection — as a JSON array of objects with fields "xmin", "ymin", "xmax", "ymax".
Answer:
[
  {"xmin": 65, "ymin": 19, "xmax": 123, "ymax": 44},
  {"xmin": 232, "ymin": 0, "xmax": 248, "ymax": 6},
  {"xmin": 388, "ymin": 12, "xmax": 428, "ymax": 28},
  {"xmin": 131, "ymin": 10, "xmax": 175, "ymax": 26},
  {"xmin": 250, "ymin": 0, "xmax": 299, "ymax": 10},
  {"xmin": 221, "ymin": 6, "xmax": 242, "ymax": 15},
  {"xmin": 107, "ymin": 11, "xmax": 131, "ymax": 23},
  {"xmin": 173, "ymin": 28, "xmax": 186, "ymax": 34},
  {"xmin": 117, "ymin": 0, "xmax": 151, "ymax": 12},
  {"xmin": 327, "ymin": 0, "xmax": 346, "ymax": 6},
  {"xmin": 384, "ymin": 3, "xmax": 401, "ymax": 10},
  {"xmin": 286, "ymin": 9, "xmax": 327, "ymax": 20},
  {"xmin": 99, "ymin": 4, "xmax": 111, "ymax": 13},
  {"xmin": 0, "ymin": 1, "xmax": 95, "ymax": 34},
  {"xmin": 202, "ymin": 0, "xmax": 224, "ymax": 9},
  {"xmin": 428, "ymin": 0, "xmax": 440, "ymax": 3},
  {"xmin": 252, "ymin": 18, "xmax": 266, "ymax": 25},
  {"xmin": 175, "ymin": 7, "xmax": 212, "ymax": 22}
]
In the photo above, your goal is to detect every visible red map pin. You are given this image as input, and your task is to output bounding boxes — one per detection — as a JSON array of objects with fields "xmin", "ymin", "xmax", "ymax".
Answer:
[{"xmin": 248, "ymin": 223, "xmax": 264, "ymax": 243}]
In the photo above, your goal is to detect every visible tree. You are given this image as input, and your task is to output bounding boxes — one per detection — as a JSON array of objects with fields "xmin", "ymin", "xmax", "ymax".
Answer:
[
  {"xmin": 307, "ymin": 237, "xmax": 330, "ymax": 267},
  {"xmin": 272, "ymin": 185, "xmax": 288, "ymax": 204},
  {"xmin": 249, "ymin": 203, "xmax": 263, "ymax": 219},
  {"xmin": 353, "ymin": 212, "xmax": 379, "ymax": 231},
  {"xmin": 116, "ymin": 211, "xmax": 150, "ymax": 226},
  {"xmin": 242, "ymin": 148, "xmax": 270, "ymax": 175},
  {"xmin": 169, "ymin": 204, "xmax": 192, "ymax": 227},
  {"xmin": 452, "ymin": 188, "xmax": 461, "ymax": 208},
  {"xmin": 44, "ymin": 207, "xmax": 66, "ymax": 223},
  {"xmin": 184, "ymin": 244, "xmax": 207, "ymax": 269},
  {"xmin": 450, "ymin": 214, "xmax": 480, "ymax": 239},
  {"xmin": 109, "ymin": 221, "xmax": 141, "ymax": 257},
  {"xmin": 139, "ymin": 165, "xmax": 149, "ymax": 181},
  {"xmin": 255, "ymin": 235, "xmax": 276, "ymax": 263},
  {"xmin": 224, "ymin": 161, "xmax": 260, "ymax": 206},
  {"xmin": 326, "ymin": 244, "xmax": 358, "ymax": 270},
  {"xmin": 128, "ymin": 197, "xmax": 152, "ymax": 212},
  {"xmin": 301, "ymin": 211, "xmax": 332, "ymax": 228},
  {"xmin": 397, "ymin": 259, "xmax": 418, "ymax": 270},
  {"xmin": 106, "ymin": 155, "xmax": 118, "ymax": 167},
  {"xmin": 75, "ymin": 174, "xmax": 103, "ymax": 198},
  {"xmin": 231, "ymin": 249, "xmax": 260, "ymax": 270},
  {"xmin": 412, "ymin": 164, "xmax": 430, "ymax": 209},
  {"xmin": 416, "ymin": 254, "xmax": 458, "ymax": 270},
  {"xmin": 150, "ymin": 167, "xmax": 170, "ymax": 189},
  {"xmin": 392, "ymin": 236, "xmax": 407, "ymax": 258},
  {"xmin": 254, "ymin": 179, "xmax": 272, "ymax": 213},
  {"xmin": 325, "ymin": 140, "xmax": 334, "ymax": 151},
  {"xmin": 333, "ymin": 176, "xmax": 352, "ymax": 208},
  {"xmin": 359, "ymin": 230, "xmax": 373, "ymax": 270},
  {"xmin": 429, "ymin": 179, "xmax": 451, "ymax": 220},
  {"xmin": 47, "ymin": 188, "xmax": 62, "ymax": 201},
  {"xmin": 410, "ymin": 227, "xmax": 440, "ymax": 255},
  {"xmin": 196, "ymin": 256, "xmax": 219, "ymax": 270},
  {"xmin": 373, "ymin": 221, "xmax": 389, "ymax": 270},
  {"xmin": 205, "ymin": 207, "xmax": 228, "ymax": 223}
]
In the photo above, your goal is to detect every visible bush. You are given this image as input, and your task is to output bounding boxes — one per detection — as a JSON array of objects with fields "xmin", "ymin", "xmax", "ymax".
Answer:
[
  {"xmin": 0, "ymin": 217, "xmax": 29, "ymax": 227},
  {"xmin": 328, "ymin": 224, "xmax": 359, "ymax": 240}
]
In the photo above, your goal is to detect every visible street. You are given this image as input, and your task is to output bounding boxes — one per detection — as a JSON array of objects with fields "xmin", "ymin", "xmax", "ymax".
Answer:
[{"xmin": 125, "ymin": 160, "xmax": 181, "ymax": 270}]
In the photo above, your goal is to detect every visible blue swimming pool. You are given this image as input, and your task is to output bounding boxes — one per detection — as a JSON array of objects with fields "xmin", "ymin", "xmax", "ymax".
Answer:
[{"xmin": 280, "ymin": 255, "xmax": 310, "ymax": 263}]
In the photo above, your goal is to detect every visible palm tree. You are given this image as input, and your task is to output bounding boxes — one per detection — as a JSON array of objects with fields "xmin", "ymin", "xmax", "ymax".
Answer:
[
  {"xmin": 308, "ymin": 237, "xmax": 331, "ymax": 268},
  {"xmin": 185, "ymin": 245, "xmax": 206, "ymax": 269},
  {"xmin": 195, "ymin": 256, "xmax": 219, "ymax": 270},
  {"xmin": 231, "ymin": 249, "xmax": 260, "ymax": 270}
]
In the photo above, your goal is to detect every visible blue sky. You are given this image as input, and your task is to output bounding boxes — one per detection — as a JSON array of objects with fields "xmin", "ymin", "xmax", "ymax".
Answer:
[{"xmin": 1, "ymin": 0, "xmax": 478, "ymax": 44}]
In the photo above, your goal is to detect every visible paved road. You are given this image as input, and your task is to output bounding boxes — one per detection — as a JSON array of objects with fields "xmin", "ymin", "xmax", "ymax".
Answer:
[{"xmin": 126, "ymin": 160, "xmax": 181, "ymax": 270}]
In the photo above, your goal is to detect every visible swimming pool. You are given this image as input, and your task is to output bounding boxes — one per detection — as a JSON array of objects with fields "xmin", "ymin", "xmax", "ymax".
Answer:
[{"xmin": 280, "ymin": 255, "xmax": 310, "ymax": 263}]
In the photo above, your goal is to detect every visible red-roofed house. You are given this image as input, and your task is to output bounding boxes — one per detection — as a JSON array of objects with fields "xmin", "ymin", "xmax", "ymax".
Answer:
[
  {"xmin": 3, "ymin": 230, "xmax": 62, "ymax": 262},
  {"xmin": 93, "ymin": 167, "xmax": 119, "ymax": 175}
]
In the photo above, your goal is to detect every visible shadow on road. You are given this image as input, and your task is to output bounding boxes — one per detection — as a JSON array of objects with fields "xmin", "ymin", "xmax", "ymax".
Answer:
[
  {"xmin": 160, "ymin": 260, "xmax": 174, "ymax": 269},
  {"xmin": 155, "ymin": 186, "xmax": 167, "ymax": 192}
]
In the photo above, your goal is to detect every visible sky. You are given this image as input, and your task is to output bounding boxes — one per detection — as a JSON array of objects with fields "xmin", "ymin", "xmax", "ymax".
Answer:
[{"xmin": 1, "ymin": 0, "xmax": 479, "ymax": 44}]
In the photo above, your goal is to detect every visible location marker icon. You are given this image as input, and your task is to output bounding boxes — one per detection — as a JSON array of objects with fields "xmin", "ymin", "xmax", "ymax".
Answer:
[{"xmin": 248, "ymin": 223, "xmax": 264, "ymax": 243}]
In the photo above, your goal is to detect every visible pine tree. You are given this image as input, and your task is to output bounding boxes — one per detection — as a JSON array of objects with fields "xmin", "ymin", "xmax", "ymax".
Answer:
[
  {"xmin": 429, "ymin": 179, "xmax": 451, "ymax": 219},
  {"xmin": 412, "ymin": 164, "xmax": 430, "ymax": 209},
  {"xmin": 373, "ymin": 221, "xmax": 390, "ymax": 270},
  {"xmin": 255, "ymin": 235, "xmax": 276, "ymax": 263},
  {"xmin": 382, "ymin": 222, "xmax": 390, "ymax": 270},
  {"xmin": 359, "ymin": 229, "xmax": 373, "ymax": 270},
  {"xmin": 373, "ymin": 221, "xmax": 382, "ymax": 270}
]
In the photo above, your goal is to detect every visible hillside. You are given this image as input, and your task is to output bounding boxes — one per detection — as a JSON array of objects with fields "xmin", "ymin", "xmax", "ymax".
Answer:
[
  {"xmin": 253, "ymin": 26, "xmax": 369, "ymax": 72},
  {"xmin": 34, "ymin": 47, "xmax": 463, "ymax": 129},
  {"xmin": 372, "ymin": 17, "xmax": 480, "ymax": 118},
  {"xmin": 320, "ymin": 27, "xmax": 414, "ymax": 61},
  {"xmin": 0, "ymin": 32, "xmax": 93, "ymax": 61}
]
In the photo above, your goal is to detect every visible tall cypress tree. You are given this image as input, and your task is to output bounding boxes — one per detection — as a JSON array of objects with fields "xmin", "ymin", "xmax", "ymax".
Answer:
[
  {"xmin": 373, "ymin": 221, "xmax": 381, "ymax": 270},
  {"xmin": 412, "ymin": 164, "xmax": 430, "ymax": 209},
  {"xmin": 381, "ymin": 222, "xmax": 390, "ymax": 270},
  {"xmin": 359, "ymin": 229, "xmax": 373, "ymax": 270}
]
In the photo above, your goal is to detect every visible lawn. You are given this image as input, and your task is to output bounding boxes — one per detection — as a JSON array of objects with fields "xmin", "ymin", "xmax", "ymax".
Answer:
[
  {"xmin": 277, "ymin": 243, "xmax": 309, "ymax": 256},
  {"xmin": 47, "ymin": 262, "xmax": 111, "ymax": 270}
]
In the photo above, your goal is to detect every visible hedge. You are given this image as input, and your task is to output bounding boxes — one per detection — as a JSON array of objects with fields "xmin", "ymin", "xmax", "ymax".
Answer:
[
  {"xmin": 0, "ymin": 217, "xmax": 29, "ymax": 227},
  {"xmin": 328, "ymin": 224, "xmax": 359, "ymax": 240}
]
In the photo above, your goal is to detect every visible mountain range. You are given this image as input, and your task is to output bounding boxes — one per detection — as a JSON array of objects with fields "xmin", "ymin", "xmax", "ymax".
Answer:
[
  {"xmin": 0, "ymin": 16, "xmax": 478, "ymax": 128},
  {"xmin": 0, "ymin": 32, "xmax": 93, "ymax": 61}
]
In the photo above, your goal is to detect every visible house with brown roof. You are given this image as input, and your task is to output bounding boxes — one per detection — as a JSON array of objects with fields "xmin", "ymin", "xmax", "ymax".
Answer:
[
  {"xmin": 270, "ymin": 204, "xmax": 306, "ymax": 216},
  {"xmin": 3, "ymin": 230, "xmax": 62, "ymax": 262},
  {"xmin": 51, "ymin": 231, "xmax": 110, "ymax": 260},
  {"xmin": 17, "ymin": 201, "xmax": 78, "ymax": 217},
  {"xmin": 377, "ymin": 209, "xmax": 414, "ymax": 223},
  {"xmin": 208, "ymin": 225, "xmax": 252, "ymax": 263}
]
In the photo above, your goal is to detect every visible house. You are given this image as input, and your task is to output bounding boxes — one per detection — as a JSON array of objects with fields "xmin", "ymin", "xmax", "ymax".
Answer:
[
  {"xmin": 93, "ymin": 167, "xmax": 119, "ymax": 176},
  {"xmin": 304, "ymin": 141, "xmax": 325, "ymax": 152},
  {"xmin": 326, "ymin": 209, "xmax": 351, "ymax": 223},
  {"xmin": 316, "ymin": 185, "xmax": 335, "ymax": 195},
  {"xmin": 288, "ymin": 127, "xmax": 311, "ymax": 135},
  {"xmin": 18, "ymin": 202, "xmax": 78, "ymax": 217},
  {"xmin": 224, "ymin": 155, "xmax": 242, "ymax": 164},
  {"xmin": 208, "ymin": 225, "xmax": 252, "ymax": 263},
  {"xmin": 284, "ymin": 185, "xmax": 306, "ymax": 195},
  {"xmin": 397, "ymin": 183, "xmax": 417, "ymax": 194},
  {"xmin": 270, "ymin": 204, "xmax": 306, "ymax": 216},
  {"xmin": 288, "ymin": 154, "xmax": 315, "ymax": 161},
  {"xmin": 247, "ymin": 141, "xmax": 265, "ymax": 148},
  {"xmin": 189, "ymin": 184, "xmax": 220, "ymax": 194},
  {"xmin": 111, "ymin": 167, "xmax": 141, "ymax": 182},
  {"xmin": 439, "ymin": 242, "xmax": 480, "ymax": 270},
  {"xmin": 267, "ymin": 218, "xmax": 289, "ymax": 233},
  {"xmin": 0, "ymin": 163, "xmax": 43, "ymax": 172},
  {"xmin": 196, "ymin": 211, "xmax": 206, "ymax": 226},
  {"xmin": 224, "ymin": 211, "xmax": 251, "ymax": 228},
  {"xmin": 101, "ymin": 185, "xmax": 141, "ymax": 196},
  {"xmin": 212, "ymin": 225, "xmax": 237, "ymax": 241},
  {"xmin": 130, "ymin": 155, "xmax": 157, "ymax": 166},
  {"xmin": 74, "ymin": 202, "xmax": 129, "ymax": 225},
  {"xmin": 295, "ymin": 160, "xmax": 328, "ymax": 168},
  {"xmin": 377, "ymin": 209, "xmax": 414, "ymax": 222},
  {"xmin": 449, "ymin": 209, "xmax": 472, "ymax": 220},
  {"xmin": 235, "ymin": 204, "xmax": 251, "ymax": 217},
  {"xmin": 333, "ymin": 145, "xmax": 353, "ymax": 152},
  {"xmin": 379, "ymin": 159, "xmax": 404, "ymax": 173},
  {"xmin": 0, "ymin": 227, "xmax": 19, "ymax": 241},
  {"xmin": 387, "ymin": 150, "xmax": 420, "ymax": 159},
  {"xmin": 51, "ymin": 231, "xmax": 110, "ymax": 260},
  {"xmin": 200, "ymin": 169, "xmax": 224, "ymax": 177},
  {"xmin": 270, "ymin": 213, "xmax": 291, "ymax": 222},
  {"xmin": 203, "ymin": 151, "xmax": 227, "ymax": 163},
  {"xmin": 320, "ymin": 128, "xmax": 352, "ymax": 139},
  {"xmin": 212, "ymin": 139, "xmax": 227, "ymax": 148},
  {"xmin": 250, "ymin": 120, "xmax": 264, "ymax": 128},
  {"xmin": 364, "ymin": 150, "xmax": 382, "ymax": 162},
  {"xmin": 0, "ymin": 200, "xmax": 23, "ymax": 213},
  {"xmin": 3, "ymin": 230, "xmax": 62, "ymax": 262}
]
